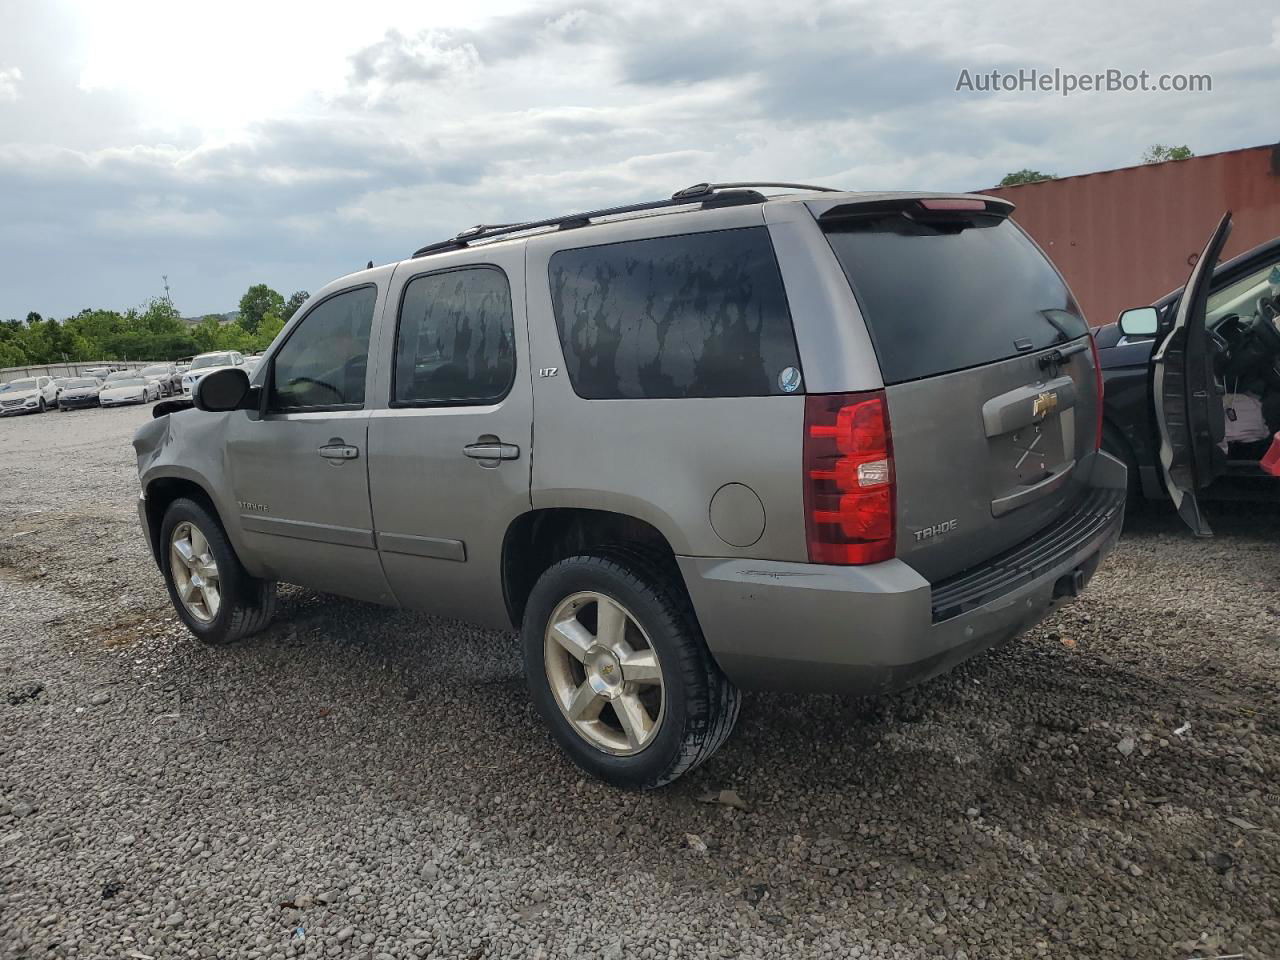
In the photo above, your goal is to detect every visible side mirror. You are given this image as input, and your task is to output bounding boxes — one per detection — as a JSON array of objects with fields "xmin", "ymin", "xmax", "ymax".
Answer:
[
  {"xmin": 193, "ymin": 368, "xmax": 253, "ymax": 412},
  {"xmin": 1117, "ymin": 306, "xmax": 1159, "ymax": 337}
]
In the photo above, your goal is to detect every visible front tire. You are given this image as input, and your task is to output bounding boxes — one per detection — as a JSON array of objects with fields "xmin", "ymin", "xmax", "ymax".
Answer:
[
  {"xmin": 522, "ymin": 551, "xmax": 740, "ymax": 790},
  {"xmin": 38, "ymin": 399, "xmax": 46, "ymax": 413},
  {"xmin": 159, "ymin": 498, "xmax": 276, "ymax": 645}
]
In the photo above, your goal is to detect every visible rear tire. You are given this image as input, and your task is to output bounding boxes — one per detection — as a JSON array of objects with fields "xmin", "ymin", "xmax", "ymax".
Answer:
[
  {"xmin": 159, "ymin": 498, "xmax": 276, "ymax": 645},
  {"xmin": 522, "ymin": 550, "xmax": 740, "ymax": 790}
]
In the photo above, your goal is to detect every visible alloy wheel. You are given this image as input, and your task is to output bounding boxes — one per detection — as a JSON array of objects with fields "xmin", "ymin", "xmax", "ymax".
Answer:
[
  {"xmin": 544, "ymin": 591, "xmax": 665, "ymax": 755},
  {"xmin": 169, "ymin": 521, "xmax": 221, "ymax": 623}
]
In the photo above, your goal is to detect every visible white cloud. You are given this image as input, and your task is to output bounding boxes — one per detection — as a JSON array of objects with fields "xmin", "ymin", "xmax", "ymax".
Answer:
[
  {"xmin": 0, "ymin": 0, "xmax": 1274, "ymax": 318},
  {"xmin": 0, "ymin": 66, "xmax": 21, "ymax": 102}
]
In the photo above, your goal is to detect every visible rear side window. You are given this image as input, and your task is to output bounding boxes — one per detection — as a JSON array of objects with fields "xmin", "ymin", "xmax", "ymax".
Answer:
[
  {"xmin": 269, "ymin": 285, "xmax": 375, "ymax": 410},
  {"xmin": 393, "ymin": 267, "xmax": 515, "ymax": 406},
  {"xmin": 548, "ymin": 227, "xmax": 801, "ymax": 399},
  {"xmin": 823, "ymin": 215, "xmax": 1086, "ymax": 384}
]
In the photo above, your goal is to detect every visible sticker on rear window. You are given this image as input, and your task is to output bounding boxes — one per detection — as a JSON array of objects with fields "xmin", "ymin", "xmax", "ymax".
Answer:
[{"xmin": 778, "ymin": 367, "xmax": 802, "ymax": 393}]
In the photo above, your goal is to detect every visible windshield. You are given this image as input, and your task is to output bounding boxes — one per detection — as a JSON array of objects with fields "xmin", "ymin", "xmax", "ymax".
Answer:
[
  {"xmin": 108, "ymin": 378, "xmax": 146, "ymax": 388},
  {"xmin": 140, "ymin": 365, "xmax": 170, "ymax": 376},
  {"xmin": 64, "ymin": 378, "xmax": 97, "ymax": 388},
  {"xmin": 1207, "ymin": 263, "xmax": 1277, "ymax": 326},
  {"xmin": 3, "ymin": 378, "xmax": 37, "ymax": 391},
  {"xmin": 191, "ymin": 353, "xmax": 232, "ymax": 370}
]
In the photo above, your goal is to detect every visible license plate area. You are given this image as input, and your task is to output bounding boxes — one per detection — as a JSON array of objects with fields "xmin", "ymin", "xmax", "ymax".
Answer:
[{"xmin": 981, "ymin": 374, "xmax": 1077, "ymax": 516}]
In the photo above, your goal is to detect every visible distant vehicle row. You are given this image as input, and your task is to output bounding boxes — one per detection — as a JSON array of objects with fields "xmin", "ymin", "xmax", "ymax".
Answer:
[
  {"xmin": 0, "ymin": 354, "xmax": 265, "ymax": 417},
  {"xmin": 180, "ymin": 352, "xmax": 258, "ymax": 396}
]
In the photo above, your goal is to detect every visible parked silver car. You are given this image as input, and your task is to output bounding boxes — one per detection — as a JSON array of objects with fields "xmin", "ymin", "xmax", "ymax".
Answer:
[
  {"xmin": 138, "ymin": 363, "xmax": 182, "ymax": 397},
  {"xmin": 134, "ymin": 183, "xmax": 1126, "ymax": 788}
]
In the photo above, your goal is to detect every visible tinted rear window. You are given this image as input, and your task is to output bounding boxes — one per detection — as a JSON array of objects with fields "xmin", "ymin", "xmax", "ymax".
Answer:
[
  {"xmin": 548, "ymin": 227, "xmax": 801, "ymax": 399},
  {"xmin": 393, "ymin": 267, "xmax": 515, "ymax": 406},
  {"xmin": 823, "ymin": 214, "xmax": 1086, "ymax": 384}
]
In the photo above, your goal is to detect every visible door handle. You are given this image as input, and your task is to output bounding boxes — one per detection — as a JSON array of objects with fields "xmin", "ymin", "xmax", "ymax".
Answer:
[
  {"xmin": 318, "ymin": 443, "xmax": 359, "ymax": 461},
  {"xmin": 463, "ymin": 441, "xmax": 520, "ymax": 461}
]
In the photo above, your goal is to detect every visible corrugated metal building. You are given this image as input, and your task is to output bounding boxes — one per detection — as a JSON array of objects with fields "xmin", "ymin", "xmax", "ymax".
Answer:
[{"xmin": 984, "ymin": 143, "xmax": 1280, "ymax": 326}]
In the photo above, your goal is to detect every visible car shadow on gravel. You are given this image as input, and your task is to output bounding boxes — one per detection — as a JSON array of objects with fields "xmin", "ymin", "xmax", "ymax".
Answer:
[{"xmin": 1124, "ymin": 494, "xmax": 1280, "ymax": 540}]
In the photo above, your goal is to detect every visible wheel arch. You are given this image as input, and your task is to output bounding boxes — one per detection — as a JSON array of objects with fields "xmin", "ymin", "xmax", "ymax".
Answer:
[
  {"xmin": 501, "ymin": 508, "xmax": 685, "ymax": 630},
  {"xmin": 142, "ymin": 474, "xmax": 223, "ymax": 568},
  {"xmin": 1101, "ymin": 415, "xmax": 1163, "ymax": 500}
]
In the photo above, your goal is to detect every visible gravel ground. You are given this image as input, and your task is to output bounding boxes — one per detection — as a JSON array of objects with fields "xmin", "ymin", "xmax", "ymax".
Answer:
[{"xmin": 1, "ymin": 403, "xmax": 1278, "ymax": 960}]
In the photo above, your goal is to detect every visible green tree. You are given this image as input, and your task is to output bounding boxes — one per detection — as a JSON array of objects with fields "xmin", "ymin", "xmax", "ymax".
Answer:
[
  {"xmin": 998, "ymin": 169, "xmax": 1056, "ymax": 186},
  {"xmin": 0, "ymin": 339, "xmax": 27, "ymax": 366},
  {"xmin": 1142, "ymin": 144, "xmax": 1194, "ymax": 164},
  {"xmin": 20, "ymin": 316, "xmax": 79, "ymax": 363},
  {"xmin": 65, "ymin": 308, "xmax": 127, "ymax": 351},
  {"xmin": 254, "ymin": 312, "xmax": 285, "ymax": 350},
  {"xmin": 283, "ymin": 290, "xmax": 309, "ymax": 320},
  {"xmin": 192, "ymin": 316, "xmax": 225, "ymax": 353},
  {"xmin": 238, "ymin": 284, "xmax": 285, "ymax": 335},
  {"xmin": 139, "ymin": 297, "xmax": 184, "ymax": 335},
  {"xmin": 216, "ymin": 323, "xmax": 256, "ymax": 352}
]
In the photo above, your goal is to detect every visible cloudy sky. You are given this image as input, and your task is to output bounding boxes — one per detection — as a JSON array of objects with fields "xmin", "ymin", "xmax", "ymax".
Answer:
[{"xmin": 0, "ymin": 0, "xmax": 1275, "ymax": 319}]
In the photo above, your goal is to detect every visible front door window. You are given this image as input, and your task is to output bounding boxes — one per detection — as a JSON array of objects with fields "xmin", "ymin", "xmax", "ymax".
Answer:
[{"xmin": 269, "ymin": 286, "xmax": 376, "ymax": 411}]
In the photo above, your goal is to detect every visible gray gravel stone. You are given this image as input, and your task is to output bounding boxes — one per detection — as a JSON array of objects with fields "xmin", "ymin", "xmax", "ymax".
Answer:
[{"xmin": 1, "ymin": 400, "xmax": 1278, "ymax": 960}]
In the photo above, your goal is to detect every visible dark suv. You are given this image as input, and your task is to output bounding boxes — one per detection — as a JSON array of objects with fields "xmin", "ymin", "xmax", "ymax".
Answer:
[{"xmin": 1097, "ymin": 218, "xmax": 1280, "ymax": 529}]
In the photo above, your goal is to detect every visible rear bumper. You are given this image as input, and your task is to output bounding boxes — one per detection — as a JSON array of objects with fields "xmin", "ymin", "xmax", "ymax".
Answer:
[{"xmin": 679, "ymin": 450, "xmax": 1127, "ymax": 694}]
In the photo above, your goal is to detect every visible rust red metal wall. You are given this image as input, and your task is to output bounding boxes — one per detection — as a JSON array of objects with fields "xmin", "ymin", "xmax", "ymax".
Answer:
[{"xmin": 985, "ymin": 144, "xmax": 1280, "ymax": 326}]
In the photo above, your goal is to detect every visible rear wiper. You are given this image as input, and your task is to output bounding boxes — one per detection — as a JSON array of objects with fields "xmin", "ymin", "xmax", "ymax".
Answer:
[
  {"xmin": 1038, "ymin": 338, "xmax": 1090, "ymax": 370},
  {"xmin": 1034, "ymin": 310, "xmax": 1090, "ymax": 370}
]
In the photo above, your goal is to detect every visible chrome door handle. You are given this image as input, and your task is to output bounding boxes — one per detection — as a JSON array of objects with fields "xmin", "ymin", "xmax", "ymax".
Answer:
[
  {"xmin": 463, "ymin": 442, "xmax": 520, "ymax": 461},
  {"xmin": 318, "ymin": 443, "xmax": 359, "ymax": 460}
]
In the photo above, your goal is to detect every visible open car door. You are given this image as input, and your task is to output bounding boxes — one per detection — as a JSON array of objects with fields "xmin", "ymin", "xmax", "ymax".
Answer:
[{"xmin": 1151, "ymin": 212, "xmax": 1232, "ymax": 536}]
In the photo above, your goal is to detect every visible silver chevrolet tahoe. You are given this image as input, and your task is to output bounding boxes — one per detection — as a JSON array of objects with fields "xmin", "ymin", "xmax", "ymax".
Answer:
[{"xmin": 133, "ymin": 182, "xmax": 1126, "ymax": 789}]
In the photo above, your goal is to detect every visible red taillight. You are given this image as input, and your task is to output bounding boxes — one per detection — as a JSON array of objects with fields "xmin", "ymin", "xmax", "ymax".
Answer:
[
  {"xmin": 804, "ymin": 391, "xmax": 896, "ymax": 564},
  {"xmin": 1088, "ymin": 331, "xmax": 1104, "ymax": 450},
  {"xmin": 918, "ymin": 198, "xmax": 986, "ymax": 212}
]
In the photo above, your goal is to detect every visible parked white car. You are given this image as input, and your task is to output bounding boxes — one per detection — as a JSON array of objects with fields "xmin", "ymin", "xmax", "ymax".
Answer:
[
  {"xmin": 100, "ymin": 376, "xmax": 161, "ymax": 407},
  {"xmin": 0, "ymin": 375, "xmax": 59, "ymax": 416},
  {"xmin": 182, "ymin": 351, "xmax": 245, "ymax": 396}
]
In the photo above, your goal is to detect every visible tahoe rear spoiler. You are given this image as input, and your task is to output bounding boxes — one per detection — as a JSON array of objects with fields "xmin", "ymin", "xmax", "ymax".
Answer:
[{"xmin": 817, "ymin": 195, "xmax": 1014, "ymax": 223}]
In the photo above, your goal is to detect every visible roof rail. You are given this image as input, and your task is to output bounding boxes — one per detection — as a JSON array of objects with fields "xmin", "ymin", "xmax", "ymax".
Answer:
[{"xmin": 410, "ymin": 181, "xmax": 843, "ymax": 258}]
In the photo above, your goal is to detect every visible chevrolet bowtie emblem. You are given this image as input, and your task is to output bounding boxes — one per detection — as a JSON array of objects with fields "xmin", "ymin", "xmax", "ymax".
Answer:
[{"xmin": 1033, "ymin": 391, "xmax": 1059, "ymax": 419}]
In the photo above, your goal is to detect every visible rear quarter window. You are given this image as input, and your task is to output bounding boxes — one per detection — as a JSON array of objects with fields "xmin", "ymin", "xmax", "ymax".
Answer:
[
  {"xmin": 823, "ymin": 214, "xmax": 1086, "ymax": 384},
  {"xmin": 548, "ymin": 227, "xmax": 802, "ymax": 399}
]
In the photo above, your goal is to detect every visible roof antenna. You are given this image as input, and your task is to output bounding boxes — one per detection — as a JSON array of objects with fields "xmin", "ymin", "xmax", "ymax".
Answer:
[{"xmin": 366, "ymin": 260, "xmax": 374, "ymax": 270}]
